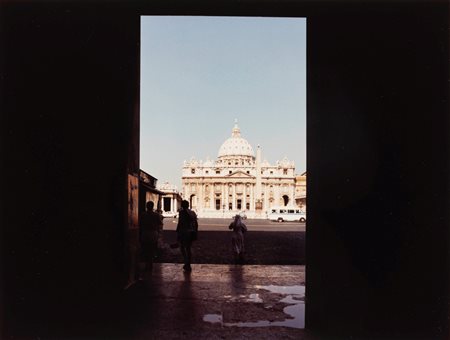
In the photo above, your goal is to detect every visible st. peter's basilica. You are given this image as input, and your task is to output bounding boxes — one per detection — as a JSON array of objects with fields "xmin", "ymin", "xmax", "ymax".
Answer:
[{"xmin": 181, "ymin": 121, "xmax": 302, "ymax": 218}]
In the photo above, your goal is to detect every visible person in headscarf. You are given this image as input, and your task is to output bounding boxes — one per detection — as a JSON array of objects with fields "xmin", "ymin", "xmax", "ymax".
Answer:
[{"xmin": 229, "ymin": 214, "xmax": 248, "ymax": 264}]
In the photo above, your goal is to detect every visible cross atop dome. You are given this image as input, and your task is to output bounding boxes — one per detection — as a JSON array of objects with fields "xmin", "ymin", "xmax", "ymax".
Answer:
[{"xmin": 232, "ymin": 118, "xmax": 241, "ymax": 137}]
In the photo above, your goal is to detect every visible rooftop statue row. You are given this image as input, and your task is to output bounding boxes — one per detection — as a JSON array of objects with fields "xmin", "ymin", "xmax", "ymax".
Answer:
[
  {"xmin": 183, "ymin": 120, "xmax": 295, "ymax": 168},
  {"xmin": 183, "ymin": 157, "xmax": 294, "ymax": 169}
]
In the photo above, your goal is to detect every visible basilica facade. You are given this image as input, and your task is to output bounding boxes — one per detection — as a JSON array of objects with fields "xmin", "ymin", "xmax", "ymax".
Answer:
[{"xmin": 181, "ymin": 122, "xmax": 297, "ymax": 218}]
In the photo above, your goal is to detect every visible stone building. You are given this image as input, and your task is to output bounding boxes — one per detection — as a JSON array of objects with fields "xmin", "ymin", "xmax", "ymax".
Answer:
[
  {"xmin": 139, "ymin": 169, "xmax": 163, "ymax": 213},
  {"xmin": 181, "ymin": 121, "xmax": 297, "ymax": 218},
  {"xmin": 157, "ymin": 181, "xmax": 182, "ymax": 217},
  {"xmin": 295, "ymin": 172, "xmax": 307, "ymax": 211}
]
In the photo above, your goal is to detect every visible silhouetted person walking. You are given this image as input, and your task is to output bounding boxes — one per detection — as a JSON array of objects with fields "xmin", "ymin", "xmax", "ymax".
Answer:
[
  {"xmin": 139, "ymin": 201, "xmax": 163, "ymax": 274},
  {"xmin": 229, "ymin": 214, "xmax": 247, "ymax": 264},
  {"xmin": 176, "ymin": 200, "xmax": 198, "ymax": 272}
]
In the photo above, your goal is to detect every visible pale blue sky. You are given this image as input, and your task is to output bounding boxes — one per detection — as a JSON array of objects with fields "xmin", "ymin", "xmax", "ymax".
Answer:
[{"xmin": 140, "ymin": 16, "xmax": 306, "ymax": 189}]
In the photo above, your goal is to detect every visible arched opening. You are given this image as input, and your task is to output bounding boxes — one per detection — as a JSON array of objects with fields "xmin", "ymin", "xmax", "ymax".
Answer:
[
  {"xmin": 189, "ymin": 194, "xmax": 197, "ymax": 210},
  {"xmin": 136, "ymin": 15, "xmax": 307, "ymax": 334}
]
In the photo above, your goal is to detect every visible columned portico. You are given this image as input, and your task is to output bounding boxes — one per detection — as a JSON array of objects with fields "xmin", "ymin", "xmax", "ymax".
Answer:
[{"xmin": 157, "ymin": 181, "xmax": 182, "ymax": 216}]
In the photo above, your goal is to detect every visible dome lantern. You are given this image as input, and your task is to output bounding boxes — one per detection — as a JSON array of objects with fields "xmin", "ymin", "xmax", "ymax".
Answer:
[{"xmin": 231, "ymin": 118, "xmax": 241, "ymax": 137}]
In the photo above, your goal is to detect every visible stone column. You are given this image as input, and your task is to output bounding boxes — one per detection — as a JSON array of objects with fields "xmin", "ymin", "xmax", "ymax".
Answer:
[
  {"xmin": 250, "ymin": 184, "xmax": 254, "ymax": 211},
  {"xmin": 264, "ymin": 184, "xmax": 269, "ymax": 212},
  {"xmin": 243, "ymin": 184, "xmax": 247, "ymax": 211},
  {"xmin": 224, "ymin": 184, "xmax": 229, "ymax": 209},
  {"xmin": 221, "ymin": 183, "xmax": 225, "ymax": 212},
  {"xmin": 255, "ymin": 146, "xmax": 262, "ymax": 202},
  {"xmin": 199, "ymin": 182, "xmax": 204, "ymax": 214},
  {"xmin": 232, "ymin": 183, "xmax": 236, "ymax": 210},
  {"xmin": 200, "ymin": 184, "xmax": 203, "ymax": 212},
  {"xmin": 210, "ymin": 183, "xmax": 214, "ymax": 211},
  {"xmin": 291, "ymin": 183, "xmax": 295, "ymax": 207},
  {"xmin": 194, "ymin": 183, "xmax": 198, "ymax": 210}
]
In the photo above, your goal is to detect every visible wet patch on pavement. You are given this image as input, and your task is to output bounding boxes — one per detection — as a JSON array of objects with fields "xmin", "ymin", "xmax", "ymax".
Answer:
[{"xmin": 204, "ymin": 284, "xmax": 305, "ymax": 329}]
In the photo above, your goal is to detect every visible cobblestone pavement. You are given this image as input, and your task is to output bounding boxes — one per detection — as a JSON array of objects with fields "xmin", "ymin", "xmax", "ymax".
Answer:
[
  {"xmin": 156, "ymin": 230, "xmax": 305, "ymax": 265},
  {"xmin": 125, "ymin": 263, "xmax": 307, "ymax": 339}
]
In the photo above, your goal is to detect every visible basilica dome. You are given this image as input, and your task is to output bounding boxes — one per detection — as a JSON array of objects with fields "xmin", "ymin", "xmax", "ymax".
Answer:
[{"xmin": 218, "ymin": 122, "xmax": 255, "ymax": 158}]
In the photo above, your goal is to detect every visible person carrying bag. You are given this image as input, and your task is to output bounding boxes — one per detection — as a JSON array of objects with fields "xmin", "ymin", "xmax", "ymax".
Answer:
[{"xmin": 176, "ymin": 200, "xmax": 198, "ymax": 272}]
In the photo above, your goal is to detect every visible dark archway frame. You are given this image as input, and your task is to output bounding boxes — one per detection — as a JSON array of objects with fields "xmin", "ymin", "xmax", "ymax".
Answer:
[{"xmin": 1, "ymin": 1, "xmax": 448, "ymax": 339}]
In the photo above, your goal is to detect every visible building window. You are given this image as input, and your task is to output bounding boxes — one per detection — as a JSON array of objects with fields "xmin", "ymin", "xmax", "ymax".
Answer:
[
  {"xmin": 191, "ymin": 168, "xmax": 195, "ymax": 174},
  {"xmin": 228, "ymin": 162, "xmax": 231, "ymax": 165},
  {"xmin": 270, "ymin": 171, "xmax": 273, "ymax": 174},
  {"xmin": 261, "ymin": 171, "xmax": 263, "ymax": 174},
  {"xmin": 246, "ymin": 202, "xmax": 250, "ymax": 210},
  {"xmin": 215, "ymin": 199, "xmax": 221, "ymax": 210},
  {"xmin": 206, "ymin": 170, "xmax": 209, "ymax": 174},
  {"xmin": 229, "ymin": 170, "xmax": 232, "ymax": 174},
  {"xmin": 237, "ymin": 199, "xmax": 242, "ymax": 210},
  {"xmin": 235, "ymin": 162, "xmax": 238, "ymax": 165},
  {"xmin": 229, "ymin": 203, "xmax": 232, "ymax": 210},
  {"xmin": 216, "ymin": 170, "xmax": 220, "ymax": 174},
  {"xmin": 283, "ymin": 169, "xmax": 288, "ymax": 175},
  {"xmin": 246, "ymin": 171, "xmax": 250, "ymax": 174}
]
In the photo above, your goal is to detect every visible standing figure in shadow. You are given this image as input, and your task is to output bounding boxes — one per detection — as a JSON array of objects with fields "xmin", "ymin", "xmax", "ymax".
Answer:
[
  {"xmin": 139, "ymin": 201, "xmax": 163, "ymax": 274},
  {"xmin": 176, "ymin": 200, "xmax": 198, "ymax": 272},
  {"xmin": 229, "ymin": 214, "xmax": 247, "ymax": 264}
]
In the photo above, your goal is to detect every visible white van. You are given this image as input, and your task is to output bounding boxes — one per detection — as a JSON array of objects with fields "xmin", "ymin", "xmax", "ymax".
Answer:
[{"xmin": 267, "ymin": 207, "xmax": 306, "ymax": 223}]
